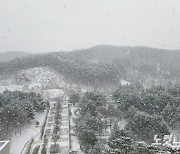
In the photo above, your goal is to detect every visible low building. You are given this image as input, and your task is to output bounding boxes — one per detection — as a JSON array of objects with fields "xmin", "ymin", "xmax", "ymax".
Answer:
[{"xmin": 0, "ymin": 141, "xmax": 10, "ymax": 154}]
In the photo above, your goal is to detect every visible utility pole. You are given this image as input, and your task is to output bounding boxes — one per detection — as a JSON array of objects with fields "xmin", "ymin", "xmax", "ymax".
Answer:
[
  {"xmin": 41, "ymin": 69, "xmax": 45, "ymax": 101},
  {"xmin": 64, "ymin": 84, "xmax": 67, "ymax": 103}
]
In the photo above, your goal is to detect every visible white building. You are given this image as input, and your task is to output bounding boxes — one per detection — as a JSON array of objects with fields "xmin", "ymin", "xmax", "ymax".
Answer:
[{"xmin": 0, "ymin": 141, "xmax": 10, "ymax": 154}]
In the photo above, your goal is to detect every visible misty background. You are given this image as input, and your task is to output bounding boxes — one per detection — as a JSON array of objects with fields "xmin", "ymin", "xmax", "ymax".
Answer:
[{"xmin": 0, "ymin": 0, "xmax": 180, "ymax": 53}]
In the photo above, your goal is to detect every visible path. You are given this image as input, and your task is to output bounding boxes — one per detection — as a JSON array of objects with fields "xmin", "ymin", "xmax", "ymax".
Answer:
[{"xmin": 29, "ymin": 89, "xmax": 70, "ymax": 154}]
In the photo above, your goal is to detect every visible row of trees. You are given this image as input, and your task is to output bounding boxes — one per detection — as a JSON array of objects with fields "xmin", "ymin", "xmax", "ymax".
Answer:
[
  {"xmin": 0, "ymin": 90, "xmax": 46, "ymax": 140},
  {"xmin": 74, "ymin": 92, "xmax": 106, "ymax": 153}
]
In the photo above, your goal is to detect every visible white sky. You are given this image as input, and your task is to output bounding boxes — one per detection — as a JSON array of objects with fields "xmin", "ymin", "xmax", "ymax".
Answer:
[{"xmin": 0, "ymin": 0, "xmax": 180, "ymax": 52}]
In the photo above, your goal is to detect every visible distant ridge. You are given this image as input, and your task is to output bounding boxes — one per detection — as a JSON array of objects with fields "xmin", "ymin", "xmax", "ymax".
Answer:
[
  {"xmin": 0, "ymin": 51, "xmax": 35, "ymax": 61},
  {"xmin": 0, "ymin": 45, "xmax": 180, "ymax": 88}
]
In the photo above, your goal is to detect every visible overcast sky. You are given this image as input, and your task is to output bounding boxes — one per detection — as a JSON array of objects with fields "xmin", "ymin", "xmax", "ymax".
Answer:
[{"xmin": 0, "ymin": 0, "xmax": 180, "ymax": 52}]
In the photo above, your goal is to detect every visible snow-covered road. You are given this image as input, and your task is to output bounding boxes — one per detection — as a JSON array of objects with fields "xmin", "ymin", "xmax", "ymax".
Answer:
[{"xmin": 10, "ymin": 111, "xmax": 47, "ymax": 154}]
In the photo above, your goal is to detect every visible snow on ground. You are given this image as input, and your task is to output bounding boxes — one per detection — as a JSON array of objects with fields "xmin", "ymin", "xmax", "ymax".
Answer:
[
  {"xmin": 71, "ymin": 136, "xmax": 84, "ymax": 154},
  {"xmin": 120, "ymin": 79, "xmax": 130, "ymax": 86},
  {"xmin": 10, "ymin": 111, "xmax": 47, "ymax": 154}
]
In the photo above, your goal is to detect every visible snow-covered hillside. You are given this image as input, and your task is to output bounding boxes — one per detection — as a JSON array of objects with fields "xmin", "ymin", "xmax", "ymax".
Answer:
[{"xmin": 0, "ymin": 67, "xmax": 66, "ymax": 94}]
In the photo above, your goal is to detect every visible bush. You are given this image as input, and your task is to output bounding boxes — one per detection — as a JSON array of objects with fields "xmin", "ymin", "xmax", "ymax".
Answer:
[
  {"xmin": 50, "ymin": 144, "xmax": 60, "ymax": 153},
  {"xmin": 41, "ymin": 144, "xmax": 47, "ymax": 154}
]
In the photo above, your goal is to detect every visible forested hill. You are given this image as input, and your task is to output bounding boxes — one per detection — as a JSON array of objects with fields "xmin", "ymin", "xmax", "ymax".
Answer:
[
  {"xmin": 75, "ymin": 45, "xmax": 180, "ymax": 64},
  {"xmin": 0, "ymin": 45, "xmax": 180, "ymax": 88}
]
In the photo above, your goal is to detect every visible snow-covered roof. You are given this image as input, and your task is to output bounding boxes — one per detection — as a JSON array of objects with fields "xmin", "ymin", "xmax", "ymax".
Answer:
[{"xmin": 0, "ymin": 141, "xmax": 9, "ymax": 151}]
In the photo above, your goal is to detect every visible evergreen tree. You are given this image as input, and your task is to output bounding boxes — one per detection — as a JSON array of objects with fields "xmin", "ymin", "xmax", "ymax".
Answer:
[{"xmin": 108, "ymin": 125, "xmax": 134, "ymax": 154}]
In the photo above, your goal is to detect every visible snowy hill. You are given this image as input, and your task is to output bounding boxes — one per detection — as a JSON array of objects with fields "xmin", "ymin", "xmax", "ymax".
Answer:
[
  {"xmin": 0, "ymin": 45, "xmax": 180, "ymax": 88},
  {"xmin": 0, "ymin": 67, "xmax": 66, "ymax": 94}
]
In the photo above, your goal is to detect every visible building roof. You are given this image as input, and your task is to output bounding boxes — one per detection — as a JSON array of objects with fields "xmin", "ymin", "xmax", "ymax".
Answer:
[{"xmin": 0, "ymin": 141, "xmax": 9, "ymax": 151}]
